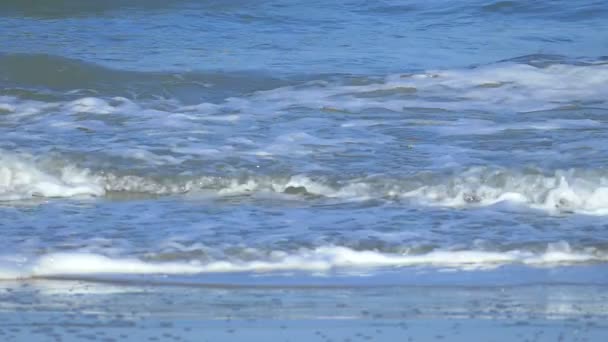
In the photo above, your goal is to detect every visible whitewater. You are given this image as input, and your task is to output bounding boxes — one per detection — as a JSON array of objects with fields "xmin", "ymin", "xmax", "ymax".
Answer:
[
  {"xmin": 1, "ymin": 56, "xmax": 608, "ymax": 282},
  {"xmin": 2, "ymin": 1, "xmax": 608, "ymax": 340}
]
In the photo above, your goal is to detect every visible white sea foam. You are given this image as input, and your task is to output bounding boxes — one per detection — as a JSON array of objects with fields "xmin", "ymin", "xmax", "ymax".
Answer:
[
  {"xmin": 0, "ymin": 242, "xmax": 606, "ymax": 280},
  {"xmin": 3, "ymin": 149, "xmax": 608, "ymax": 215},
  {"xmin": 0, "ymin": 95, "xmax": 58, "ymax": 117},
  {"xmin": 235, "ymin": 62, "xmax": 608, "ymax": 113},
  {"xmin": 429, "ymin": 118, "xmax": 602, "ymax": 136},
  {"xmin": 403, "ymin": 168, "xmax": 608, "ymax": 215},
  {"xmin": 10, "ymin": 61, "xmax": 595, "ymax": 126},
  {"xmin": 2, "ymin": 62, "xmax": 607, "ymax": 136},
  {"xmin": 32, "ymin": 253, "xmax": 204, "ymax": 276},
  {"xmin": 65, "ymin": 97, "xmax": 117, "ymax": 114},
  {"xmin": 200, "ymin": 169, "xmax": 608, "ymax": 215},
  {"xmin": 0, "ymin": 151, "xmax": 104, "ymax": 200}
]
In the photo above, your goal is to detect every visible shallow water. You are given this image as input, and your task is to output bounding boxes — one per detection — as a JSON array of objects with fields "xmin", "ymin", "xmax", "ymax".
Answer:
[
  {"xmin": 2, "ymin": 279, "xmax": 608, "ymax": 342},
  {"xmin": 1, "ymin": 0, "xmax": 608, "ymax": 326}
]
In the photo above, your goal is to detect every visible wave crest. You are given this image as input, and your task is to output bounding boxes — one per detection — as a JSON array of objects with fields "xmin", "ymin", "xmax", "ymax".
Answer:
[
  {"xmin": 1, "ymin": 242, "xmax": 606, "ymax": 280},
  {"xmin": 4, "ymin": 151, "xmax": 608, "ymax": 215},
  {"xmin": 0, "ymin": 151, "xmax": 104, "ymax": 200}
]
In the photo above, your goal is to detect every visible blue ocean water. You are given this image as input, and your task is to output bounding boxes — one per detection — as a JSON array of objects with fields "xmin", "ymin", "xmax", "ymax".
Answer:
[{"xmin": 1, "ymin": 0, "xmax": 608, "ymax": 288}]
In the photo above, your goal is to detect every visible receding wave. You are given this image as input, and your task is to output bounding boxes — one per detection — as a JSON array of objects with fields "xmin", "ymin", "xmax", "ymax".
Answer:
[
  {"xmin": 4, "ymin": 150, "xmax": 608, "ymax": 215},
  {"xmin": 0, "ymin": 242, "xmax": 606, "ymax": 280}
]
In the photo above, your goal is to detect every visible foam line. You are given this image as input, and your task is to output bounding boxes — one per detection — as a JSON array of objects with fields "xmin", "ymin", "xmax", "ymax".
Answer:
[{"xmin": 1, "ymin": 243, "xmax": 606, "ymax": 280}]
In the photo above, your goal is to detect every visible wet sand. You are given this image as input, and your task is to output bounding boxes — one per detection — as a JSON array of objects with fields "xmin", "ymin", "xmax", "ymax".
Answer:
[{"xmin": 1, "ymin": 278, "xmax": 606, "ymax": 341}]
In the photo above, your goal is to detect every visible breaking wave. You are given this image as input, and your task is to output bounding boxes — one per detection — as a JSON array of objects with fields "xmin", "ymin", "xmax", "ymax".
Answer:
[
  {"xmin": 0, "ymin": 151, "xmax": 104, "ymax": 200},
  {"xmin": 3, "ymin": 150, "xmax": 608, "ymax": 215},
  {"xmin": 0, "ymin": 242, "xmax": 606, "ymax": 280}
]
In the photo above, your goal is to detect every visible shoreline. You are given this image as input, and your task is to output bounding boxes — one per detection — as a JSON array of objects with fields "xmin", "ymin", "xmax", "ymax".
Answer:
[{"xmin": 1, "ymin": 277, "xmax": 607, "ymax": 341}]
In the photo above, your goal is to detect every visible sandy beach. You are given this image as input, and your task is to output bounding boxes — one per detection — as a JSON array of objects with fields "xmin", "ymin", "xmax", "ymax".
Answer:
[{"xmin": 1, "ymin": 267, "xmax": 607, "ymax": 341}]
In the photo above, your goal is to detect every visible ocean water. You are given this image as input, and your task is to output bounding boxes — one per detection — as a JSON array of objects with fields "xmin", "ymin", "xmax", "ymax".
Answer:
[{"xmin": 1, "ymin": 1, "xmax": 608, "ymax": 339}]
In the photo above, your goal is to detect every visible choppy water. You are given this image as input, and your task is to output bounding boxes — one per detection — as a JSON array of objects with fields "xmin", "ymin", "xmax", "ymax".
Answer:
[{"xmin": 1, "ymin": 0, "xmax": 608, "ymax": 285}]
